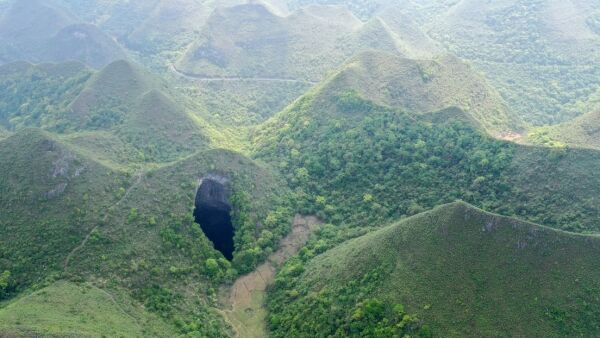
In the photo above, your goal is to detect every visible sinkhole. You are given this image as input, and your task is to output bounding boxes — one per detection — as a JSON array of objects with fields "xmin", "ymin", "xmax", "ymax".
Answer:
[{"xmin": 194, "ymin": 177, "xmax": 235, "ymax": 260}]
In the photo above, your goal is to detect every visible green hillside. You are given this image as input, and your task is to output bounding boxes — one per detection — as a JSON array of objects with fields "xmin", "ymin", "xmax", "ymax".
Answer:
[
  {"xmin": 309, "ymin": 50, "xmax": 520, "ymax": 134},
  {"xmin": 57, "ymin": 0, "xmax": 242, "ymax": 66},
  {"xmin": 284, "ymin": 0, "xmax": 600, "ymax": 125},
  {"xmin": 0, "ymin": 61, "xmax": 92, "ymax": 131},
  {"xmin": 268, "ymin": 202, "xmax": 600, "ymax": 337},
  {"xmin": 253, "ymin": 58, "xmax": 600, "ymax": 232},
  {"xmin": 176, "ymin": 3, "xmax": 402, "ymax": 82},
  {"xmin": 0, "ymin": 281, "xmax": 177, "ymax": 337},
  {"xmin": 185, "ymin": 78, "xmax": 311, "ymax": 126},
  {"xmin": 0, "ymin": 129, "xmax": 128, "ymax": 294},
  {"xmin": 0, "ymin": 127, "xmax": 296, "ymax": 337},
  {"xmin": 45, "ymin": 23, "xmax": 126, "ymax": 69},
  {"xmin": 0, "ymin": 59, "xmax": 213, "ymax": 165},
  {"xmin": 2, "ymin": 1, "xmax": 600, "ymax": 337},
  {"xmin": 531, "ymin": 109, "xmax": 600, "ymax": 150},
  {"xmin": 424, "ymin": 0, "xmax": 600, "ymax": 125}
]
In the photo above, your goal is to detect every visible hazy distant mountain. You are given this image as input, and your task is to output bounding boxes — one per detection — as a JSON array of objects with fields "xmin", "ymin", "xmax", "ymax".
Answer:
[
  {"xmin": 176, "ymin": 3, "xmax": 404, "ymax": 82},
  {"xmin": 0, "ymin": 0, "xmax": 125, "ymax": 68}
]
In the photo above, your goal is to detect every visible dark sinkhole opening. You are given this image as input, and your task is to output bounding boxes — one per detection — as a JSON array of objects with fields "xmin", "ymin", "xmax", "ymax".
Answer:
[{"xmin": 194, "ymin": 178, "xmax": 235, "ymax": 260}]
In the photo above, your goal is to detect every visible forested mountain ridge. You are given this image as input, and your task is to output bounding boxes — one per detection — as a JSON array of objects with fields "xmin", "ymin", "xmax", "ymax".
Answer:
[
  {"xmin": 268, "ymin": 202, "xmax": 600, "ymax": 337},
  {"xmin": 0, "ymin": 128, "xmax": 295, "ymax": 336},
  {"xmin": 0, "ymin": 59, "xmax": 213, "ymax": 165},
  {"xmin": 253, "ymin": 61, "xmax": 600, "ymax": 232}
]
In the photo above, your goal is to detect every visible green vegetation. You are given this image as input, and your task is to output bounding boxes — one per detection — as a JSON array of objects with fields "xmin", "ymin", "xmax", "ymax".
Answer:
[
  {"xmin": 176, "ymin": 3, "xmax": 402, "ymax": 83},
  {"xmin": 0, "ymin": 281, "xmax": 177, "ymax": 337},
  {"xmin": 308, "ymin": 51, "xmax": 520, "ymax": 134},
  {"xmin": 425, "ymin": 0, "xmax": 600, "ymax": 125},
  {"xmin": 0, "ymin": 59, "xmax": 214, "ymax": 165},
  {"xmin": 2, "ymin": 1, "xmax": 600, "ymax": 337},
  {"xmin": 0, "ymin": 61, "xmax": 92, "ymax": 131},
  {"xmin": 0, "ymin": 128, "xmax": 295, "ymax": 337},
  {"xmin": 0, "ymin": 130, "xmax": 127, "ymax": 296},
  {"xmin": 535, "ymin": 109, "xmax": 600, "ymax": 150},
  {"xmin": 254, "ymin": 81, "xmax": 600, "ymax": 232},
  {"xmin": 268, "ymin": 202, "xmax": 600, "ymax": 337}
]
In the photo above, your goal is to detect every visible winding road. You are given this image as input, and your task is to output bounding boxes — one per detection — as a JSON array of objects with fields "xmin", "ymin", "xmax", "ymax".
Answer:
[{"xmin": 169, "ymin": 64, "xmax": 317, "ymax": 85}]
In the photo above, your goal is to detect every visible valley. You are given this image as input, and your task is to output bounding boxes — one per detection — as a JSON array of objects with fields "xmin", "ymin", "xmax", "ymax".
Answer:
[{"xmin": 0, "ymin": 0, "xmax": 599, "ymax": 337}]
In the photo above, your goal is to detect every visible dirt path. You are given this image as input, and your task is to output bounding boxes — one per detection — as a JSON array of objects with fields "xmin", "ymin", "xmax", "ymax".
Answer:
[
  {"xmin": 219, "ymin": 215, "xmax": 321, "ymax": 338},
  {"xmin": 169, "ymin": 65, "xmax": 317, "ymax": 85},
  {"xmin": 63, "ymin": 171, "xmax": 144, "ymax": 272}
]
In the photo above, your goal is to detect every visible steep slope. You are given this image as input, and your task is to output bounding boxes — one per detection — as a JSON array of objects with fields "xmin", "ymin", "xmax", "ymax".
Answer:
[
  {"xmin": 0, "ymin": 61, "xmax": 92, "ymax": 131},
  {"xmin": 0, "ymin": 129, "xmax": 127, "ymax": 294},
  {"xmin": 0, "ymin": 59, "xmax": 211, "ymax": 165},
  {"xmin": 268, "ymin": 202, "xmax": 600, "ymax": 337},
  {"xmin": 0, "ymin": 281, "xmax": 177, "ymax": 337},
  {"xmin": 0, "ymin": 0, "xmax": 75, "ymax": 45},
  {"xmin": 0, "ymin": 0, "xmax": 125, "ymax": 68},
  {"xmin": 176, "ymin": 3, "xmax": 403, "ymax": 82},
  {"xmin": 309, "ymin": 51, "xmax": 520, "ymax": 134},
  {"xmin": 0, "ymin": 128, "xmax": 296, "ymax": 336},
  {"xmin": 71, "ymin": 60, "xmax": 210, "ymax": 163},
  {"xmin": 253, "ymin": 58, "xmax": 600, "ymax": 232},
  {"xmin": 44, "ymin": 23, "xmax": 126, "ymax": 69},
  {"xmin": 124, "ymin": 0, "xmax": 241, "ymax": 53},
  {"xmin": 57, "ymin": 0, "xmax": 241, "ymax": 60},
  {"xmin": 536, "ymin": 108, "xmax": 600, "ymax": 150}
]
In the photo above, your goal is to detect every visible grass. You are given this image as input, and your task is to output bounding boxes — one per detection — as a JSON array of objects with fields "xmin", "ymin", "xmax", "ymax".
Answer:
[
  {"xmin": 0, "ymin": 280, "xmax": 177, "ymax": 337},
  {"xmin": 532, "ymin": 108, "xmax": 600, "ymax": 150},
  {"xmin": 175, "ymin": 3, "xmax": 401, "ymax": 83},
  {"xmin": 0, "ymin": 129, "xmax": 128, "ymax": 291},
  {"xmin": 309, "ymin": 50, "xmax": 522, "ymax": 134},
  {"xmin": 253, "ymin": 59, "xmax": 600, "ymax": 233},
  {"xmin": 0, "ymin": 127, "xmax": 295, "ymax": 336},
  {"xmin": 0, "ymin": 59, "xmax": 219, "ymax": 167},
  {"xmin": 269, "ymin": 202, "xmax": 600, "ymax": 337}
]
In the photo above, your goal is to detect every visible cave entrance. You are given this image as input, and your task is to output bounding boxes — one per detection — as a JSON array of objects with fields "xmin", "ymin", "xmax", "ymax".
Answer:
[{"xmin": 194, "ymin": 178, "xmax": 235, "ymax": 260}]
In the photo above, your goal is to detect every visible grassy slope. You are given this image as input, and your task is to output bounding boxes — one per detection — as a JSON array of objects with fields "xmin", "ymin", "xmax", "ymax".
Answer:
[
  {"xmin": 0, "ymin": 129, "xmax": 128, "ymax": 293},
  {"xmin": 176, "ymin": 3, "xmax": 402, "ymax": 82},
  {"xmin": 0, "ymin": 281, "xmax": 176, "ymax": 337},
  {"xmin": 0, "ymin": 127, "xmax": 295, "ymax": 336},
  {"xmin": 289, "ymin": 0, "xmax": 600, "ymax": 125},
  {"xmin": 533, "ymin": 109, "xmax": 600, "ymax": 150},
  {"xmin": 0, "ymin": 59, "xmax": 214, "ymax": 166},
  {"xmin": 0, "ymin": 61, "xmax": 93, "ymax": 131},
  {"xmin": 44, "ymin": 23, "xmax": 126, "ymax": 69},
  {"xmin": 270, "ymin": 202, "xmax": 600, "ymax": 337},
  {"xmin": 57, "ymin": 0, "xmax": 242, "ymax": 67},
  {"xmin": 253, "ymin": 56, "xmax": 600, "ymax": 232},
  {"xmin": 185, "ymin": 78, "xmax": 311, "ymax": 126},
  {"xmin": 311, "ymin": 50, "xmax": 521, "ymax": 134}
]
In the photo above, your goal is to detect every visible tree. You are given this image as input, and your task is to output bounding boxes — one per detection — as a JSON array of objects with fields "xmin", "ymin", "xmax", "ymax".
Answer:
[
  {"xmin": 205, "ymin": 259, "xmax": 219, "ymax": 278},
  {"xmin": 0, "ymin": 270, "xmax": 11, "ymax": 298}
]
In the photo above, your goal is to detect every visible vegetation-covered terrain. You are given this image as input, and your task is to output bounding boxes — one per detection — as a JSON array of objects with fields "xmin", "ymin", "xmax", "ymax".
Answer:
[
  {"xmin": 253, "ymin": 56, "xmax": 600, "ymax": 233},
  {"xmin": 1, "ymin": 0, "xmax": 600, "ymax": 337},
  {"xmin": 268, "ymin": 202, "xmax": 600, "ymax": 337}
]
